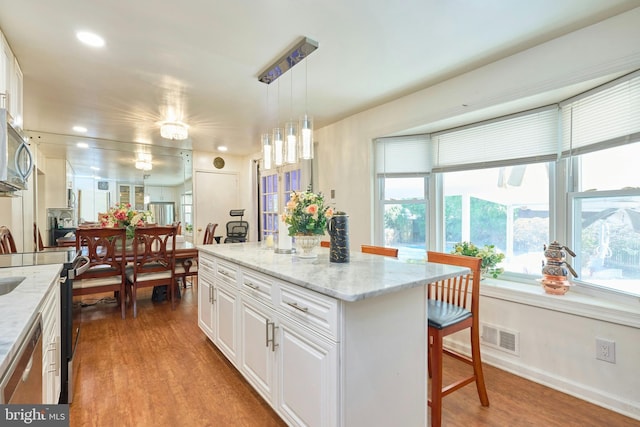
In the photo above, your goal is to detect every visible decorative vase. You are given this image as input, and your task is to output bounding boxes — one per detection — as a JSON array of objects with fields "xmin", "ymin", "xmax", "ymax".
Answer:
[
  {"xmin": 328, "ymin": 213, "xmax": 349, "ymax": 263},
  {"xmin": 295, "ymin": 234, "xmax": 321, "ymax": 258}
]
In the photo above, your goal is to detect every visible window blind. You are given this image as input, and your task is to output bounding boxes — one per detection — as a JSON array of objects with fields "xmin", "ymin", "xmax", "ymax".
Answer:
[
  {"xmin": 431, "ymin": 105, "xmax": 559, "ymax": 172},
  {"xmin": 560, "ymin": 71, "xmax": 640, "ymax": 156},
  {"xmin": 375, "ymin": 135, "xmax": 431, "ymax": 174}
]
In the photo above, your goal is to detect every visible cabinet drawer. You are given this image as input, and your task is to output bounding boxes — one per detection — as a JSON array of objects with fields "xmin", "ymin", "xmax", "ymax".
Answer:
[
  {"xmin": 277, "ymin": 282, "xmax": 339, "ymax": 340},
  {"xmin": 199, "ymin": 256, "xmax": 216, "ymax": 280},
  {"xmin": 240, "ymin": 270, "xmax": 274, "ymax": 305},
  {"xmin": 216, "ymin": 261, "xmax": 238, "ymax": 287}
]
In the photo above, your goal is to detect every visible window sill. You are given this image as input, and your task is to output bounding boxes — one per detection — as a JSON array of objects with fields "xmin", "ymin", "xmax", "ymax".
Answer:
[{"xmin": 480, "ymin": 277, "xmax": 640, "ymax": 329}]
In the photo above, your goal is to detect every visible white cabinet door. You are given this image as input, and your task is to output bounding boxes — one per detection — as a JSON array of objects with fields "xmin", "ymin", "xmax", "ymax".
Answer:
[
  {"xmin": 197, "ymin": 275, "xmax": 215, "ymax": 340},
  {"xmin": 42, "ymin": 280, "xmax": 61, "ymax": 404},
  {"xmin": 277, "ymin": 317, "xmax": 338, "ymax": 427},
  {"xmin": 214, "ymin": 282, "xmax": 237, "ymax": 364},
  {"xmin": 239, "ymin": 295, "xmax": 276, "ymax": 405}
]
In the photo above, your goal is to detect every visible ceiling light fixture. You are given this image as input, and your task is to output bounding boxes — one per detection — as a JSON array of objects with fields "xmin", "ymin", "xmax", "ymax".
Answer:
[
  {"xmin": 160, "ymin": 121, "xmax": 189, "ymax": 140},
  {"xmin": 73, "ymin": 125, "xmax": 87, "ymax": 133},
  {"xmin": 259, "ymin": 37, "xmax": 318, "ymax": 166},
  {"xmin": 299, "ymin": 57, "xmax": 314, "ymax": 160},
  {"xmin": 258, "ymin": 37, "xmax": 318, "ymax": 84},
  {"xmin": 135, "ymin": 153, "xmax": 153, "ymax": 171},
  {"xmin": 76, "ymin": 31, "xmax": 105, "ymax": 48}
]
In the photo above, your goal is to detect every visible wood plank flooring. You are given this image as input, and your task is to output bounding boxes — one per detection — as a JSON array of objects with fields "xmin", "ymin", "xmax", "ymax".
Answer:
[{"xmin": 70, "ymin": 282, "xmax": 639, "ymax": 427}]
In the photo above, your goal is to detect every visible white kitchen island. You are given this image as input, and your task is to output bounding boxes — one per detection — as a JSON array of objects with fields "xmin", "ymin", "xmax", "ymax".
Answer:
[{"xmin": 197, "ymin": 242, "xmax": 467, "ymax": 427}]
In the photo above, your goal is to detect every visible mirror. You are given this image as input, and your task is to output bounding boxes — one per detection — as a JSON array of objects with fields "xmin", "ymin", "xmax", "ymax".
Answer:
[{"xmin": 31, "ymin": 131, "xmax": 193, "ymax": 233}]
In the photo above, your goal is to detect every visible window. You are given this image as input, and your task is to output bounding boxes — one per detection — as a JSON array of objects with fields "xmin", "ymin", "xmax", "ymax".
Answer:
[
  {"xmin": 181, "ymin": 192, "xmax": 192, "ymax": 233},
  {"xmin": 442, "ymin": 164, "xmax": 549, "ymax": 275},
  {"xmin": 570, "ymin": 142, "xmax": 640, "ymax": 296},
  {"xmin": 373, "ymin": 70, "xmax": 640, "ymax": 299},
  {"xmin": 380, "ymin": 176, "xmax": 428, "ymax": 258},
  {"xmin": 261, "ymin": 173, "xmax": 278, "ymax": 240},
  {"xmin": 260, "ymin": 166, "xmax": 304, "ymax": 241}
]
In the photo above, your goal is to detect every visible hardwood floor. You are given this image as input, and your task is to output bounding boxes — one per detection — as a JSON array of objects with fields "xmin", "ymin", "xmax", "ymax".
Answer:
[
  {"xmin": 70, "ymin": 282, "xmax": 286, "ymax": 427},
  {"xmin": 70, "ymin": 282, "xmax": 639, "ymax": 427}
]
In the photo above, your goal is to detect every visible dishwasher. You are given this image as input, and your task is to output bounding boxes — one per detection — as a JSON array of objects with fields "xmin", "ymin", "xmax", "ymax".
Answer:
[{"xmin": 0, "ymin": 313, "xmax": 43, "ymax": 404}]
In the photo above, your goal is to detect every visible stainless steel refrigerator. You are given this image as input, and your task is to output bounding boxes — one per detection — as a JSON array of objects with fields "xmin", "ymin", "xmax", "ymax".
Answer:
[{"xmin": 147, "ymin": 202, "xmax": 175, "ymax": 225}]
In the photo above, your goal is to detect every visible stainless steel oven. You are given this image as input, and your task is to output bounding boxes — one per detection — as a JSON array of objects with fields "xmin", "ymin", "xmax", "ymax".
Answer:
[{"xmin": 0, "ymin": 248, "xmax": 81, "ymax": 404}]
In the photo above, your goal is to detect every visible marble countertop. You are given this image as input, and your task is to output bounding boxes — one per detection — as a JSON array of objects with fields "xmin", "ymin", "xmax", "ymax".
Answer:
[
  {"xmin": 198, "ymin": 242, "xmax": 468, "ymax": 302},
  {"xmin": 0, "ymin": 264, "xmax": 62, "ymax": 378}
]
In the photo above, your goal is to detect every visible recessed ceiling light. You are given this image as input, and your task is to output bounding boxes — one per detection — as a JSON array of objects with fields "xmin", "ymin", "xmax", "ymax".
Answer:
[
  {"xmin": 76, "ymin": 31, "xmax": 105, "ymax": 48},
  {"xmin": 90, "ymin": 166, "xmax": 100, "ymax": 171},
  {"xmin": 73, "ymin": 126, "xmax": 87, "ymax": 133},
  {"xmin": 218, "ymin": 146, "xmax": 228, "ymax": 152},
  {"xmin": 77, "ymin": 142, "xmax": 89, "ymax": 149}
]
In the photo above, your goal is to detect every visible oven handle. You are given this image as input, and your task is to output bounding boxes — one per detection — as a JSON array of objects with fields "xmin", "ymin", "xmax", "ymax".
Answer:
[{"xmin": 69, "ymin": 256, "xmax": 91, "ymax": 279}]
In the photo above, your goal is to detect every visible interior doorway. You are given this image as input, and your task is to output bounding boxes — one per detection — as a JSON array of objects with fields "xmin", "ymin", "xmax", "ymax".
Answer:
[{"xmin": 194, "ymin": 170, "xmax": 239, "ymax": 244}]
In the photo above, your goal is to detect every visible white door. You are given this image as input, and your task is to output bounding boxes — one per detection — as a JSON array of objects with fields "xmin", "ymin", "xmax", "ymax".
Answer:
[{"xmin": 195, "ymin": 171, "xmax": 239, "ymax": 244}]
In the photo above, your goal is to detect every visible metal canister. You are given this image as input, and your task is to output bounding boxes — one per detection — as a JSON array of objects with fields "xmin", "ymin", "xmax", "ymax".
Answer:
[{"xmin": 328, "ymin": 213, "xmax": 349, "ymax": 263}]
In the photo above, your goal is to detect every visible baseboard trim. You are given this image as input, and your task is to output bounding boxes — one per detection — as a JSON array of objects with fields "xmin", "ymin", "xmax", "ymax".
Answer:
[{"xmin": 445, "ymin": 339, "xmax": 640, "ymax": 421}]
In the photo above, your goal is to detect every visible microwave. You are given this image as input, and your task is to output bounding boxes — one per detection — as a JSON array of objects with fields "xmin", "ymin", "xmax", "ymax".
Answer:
[{"xmin": 0, "ymin": 108, "xmax": 33, "ymax": 192}]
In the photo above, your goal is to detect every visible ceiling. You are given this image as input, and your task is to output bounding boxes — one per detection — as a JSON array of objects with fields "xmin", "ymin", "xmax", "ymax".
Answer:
[{"xmin": 0, "ymin": 0, "xmax": 638, "ymax": 185}]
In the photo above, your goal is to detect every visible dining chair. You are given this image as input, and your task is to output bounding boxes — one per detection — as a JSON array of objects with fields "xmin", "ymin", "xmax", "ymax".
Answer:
[
  {"xmin": 426, "ymin": 251, "xmax": 489, "ymax": 427},
  {"xmin": 361, "ymin": 244, "xmax": 398, "ymax": 258},
  {"xmin": 0, "ymin": 226, "xmax": 17, "ymax": 254},
  {"xmin": 72, "ymin": 227, "xmax": 128, "ymax": 319},
  {"xmin": 34, "ymin": 223, "xmax": 57, "ymax": 251},
  {"xmin": 125, "ymin": 225, "xmax": 178, "ymax": 318},
  {"xmin": 202, "ymin": 223, "xmax": 218, "ymax": 245}
]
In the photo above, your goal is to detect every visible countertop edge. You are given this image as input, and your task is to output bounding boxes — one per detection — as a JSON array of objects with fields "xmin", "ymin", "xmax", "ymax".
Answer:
[
  {"xmin": 0, "ymin": 264, "xmax": 63, "ymax": 379},
  {"xmin": 198, "ymin": 243, "xmax": 468, "ymax": 302}
]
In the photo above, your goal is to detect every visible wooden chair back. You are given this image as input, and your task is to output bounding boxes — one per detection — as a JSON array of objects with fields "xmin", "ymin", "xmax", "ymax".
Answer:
[
  {"xmin": 128, "ymin": 225, "xmax": 178, "ymax": 317},
  {"xmin": 73, "ymin": 227, "xmax": 127, "ymax": 318},
  {"xmin": 426, "ymin": 251, "xmax": 481, "ymax": 312},
  {"xmin": 0, "ymin": 226, "xmax": 17, "ymax": 254},
  {"xmin": 34, "ymin": 223, "xmax": 56, "ymax": 251},
  {"xmin": 203, "ymin": 223, "xmax": 218, "ymax": 244},
  {"xmin": 320, "ymin": 240, "xmax": 330, "ymax": 248},
  {"xmin": 361, "ymin": 244, "xmax": 398, "ymax": 258}
]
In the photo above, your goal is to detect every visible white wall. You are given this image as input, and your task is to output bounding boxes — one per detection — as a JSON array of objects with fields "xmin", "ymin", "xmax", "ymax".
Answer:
[{"xmin": 311, "ymin": 7, "xmax": 640, "ymax": 420}]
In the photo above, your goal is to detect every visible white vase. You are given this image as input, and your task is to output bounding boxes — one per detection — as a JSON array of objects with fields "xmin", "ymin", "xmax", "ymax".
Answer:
[{"xmin": 295, "ymin": 235, "xmax": 321, "ymax": 258}]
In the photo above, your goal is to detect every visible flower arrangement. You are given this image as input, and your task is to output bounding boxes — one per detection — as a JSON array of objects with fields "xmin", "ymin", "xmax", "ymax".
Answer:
[
  {"xmin": 282, "ymin": 187, "xmax": 334, "ymax": 236},
  {"xmin": 99, "ymin": 202, "xmax": 152, "ymax": 239},
  {"xmin": 451, "ymin": 241, "xmax": 505, "ymax": 278}
]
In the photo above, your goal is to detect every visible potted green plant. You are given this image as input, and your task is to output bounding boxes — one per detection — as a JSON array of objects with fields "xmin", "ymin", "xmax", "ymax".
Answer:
[{"xmin": 450, "ymin": 241, "xmax": 505, "ymax": 278}]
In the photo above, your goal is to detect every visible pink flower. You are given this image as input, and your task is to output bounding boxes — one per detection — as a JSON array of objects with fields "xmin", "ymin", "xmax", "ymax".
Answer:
[
  {"xmin": 325, "ymin": 207, "xmax": 334, "ymax": 217},
  {"xmin": 305, "ymin": 204, "xmax": 318, "ymax": 215}
]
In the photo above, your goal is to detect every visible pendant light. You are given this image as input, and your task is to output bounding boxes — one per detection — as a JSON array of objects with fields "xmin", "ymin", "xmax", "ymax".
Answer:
[
  {"xmin": 273, "ymin": 80, "xmax": 284, "ymax": 166},
  {"xmin": 258, "ymin": 37, "xmax": 318, "ymax": 163},
  {"xmin": 285, "ymin": 71, "xmax": 298, "ymax": 163},
  {"xmin": 299, "ymin": 57, "xmax": 313, "ymax": 159},
  {"xmin": 273, "ymin": 127, "xmax": 284, "ymax": 166},
  {"xmin": 262, "ymin": 81, "xmax": 274, "ymax": 170},
  {"xmin": 262, "ymin": 133, "xmax": 273, "ymax": 170}
]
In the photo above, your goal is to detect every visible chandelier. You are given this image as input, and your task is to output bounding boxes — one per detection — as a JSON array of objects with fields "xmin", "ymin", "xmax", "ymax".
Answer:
[
  {"xmin": 259, "ymin": 37, "xmax": 318, "ymax": 170},
  {"xmin": 160, "ymin": 121, "xmax": 189, "ymax": 140},
  {"xmin": 135, "ymin": 153, "xmax": 152, "ymax": 171}
]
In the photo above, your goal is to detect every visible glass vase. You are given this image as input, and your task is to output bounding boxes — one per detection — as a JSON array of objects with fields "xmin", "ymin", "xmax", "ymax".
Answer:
[{"xmin": 295, "ymin": 234, "xmax": 321, "ymax": 258}]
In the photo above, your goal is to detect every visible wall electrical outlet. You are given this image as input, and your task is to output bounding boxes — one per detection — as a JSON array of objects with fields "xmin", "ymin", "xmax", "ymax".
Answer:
[{"xmin": 596, "ymin": 338, "xmax": 616, "ymax": 363}]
